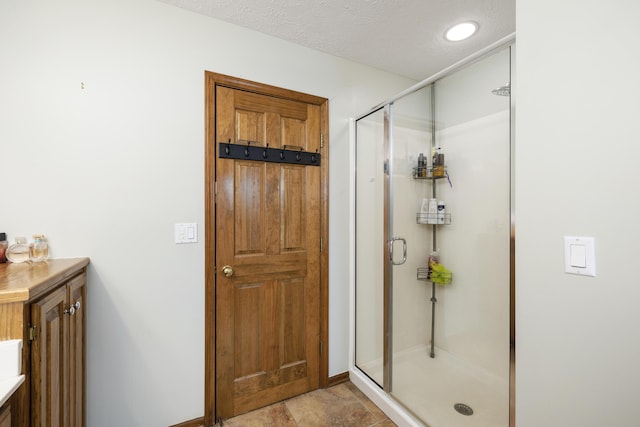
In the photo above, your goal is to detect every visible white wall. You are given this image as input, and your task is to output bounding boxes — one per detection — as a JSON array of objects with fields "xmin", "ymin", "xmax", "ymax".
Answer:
[
  {"xmin": 516, "ymin": 1, "xmax": 640, "ymax": 426},
  {"xmin": 0, "ymin": 0, "xmax": 415, "ymax": 425}
]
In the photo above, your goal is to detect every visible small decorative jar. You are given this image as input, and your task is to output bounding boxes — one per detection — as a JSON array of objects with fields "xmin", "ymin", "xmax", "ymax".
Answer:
[
  {"xmin": 6, "ymin": 237, "xmax": 30, "ymax": 263},
  {"xmin": 29, "ymin": 234, "xmax": 49, "ymax": 263}
]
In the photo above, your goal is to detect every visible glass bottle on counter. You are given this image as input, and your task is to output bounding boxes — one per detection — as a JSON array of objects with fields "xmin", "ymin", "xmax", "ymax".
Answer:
[
  {"xmin": 30, "ymin": 234, "xmax": 49, "ymax": 262},
  {"xmin": 6, "ymin": 236, "xmax": 30, "ymax": 263}
]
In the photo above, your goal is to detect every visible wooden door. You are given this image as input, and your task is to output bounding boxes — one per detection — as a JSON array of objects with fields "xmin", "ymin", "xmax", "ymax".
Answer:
[
  {"xmin": 214, "ymin": 85, "xmax": 322, "ymax": 418},
  {"xmin": 31, "ymin": 286, "xmax": 68, "ymax": 427}
]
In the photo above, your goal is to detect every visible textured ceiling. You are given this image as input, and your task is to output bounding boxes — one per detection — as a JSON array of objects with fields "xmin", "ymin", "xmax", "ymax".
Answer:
[{"xmin": 156, "ymin": 0, "xmax": 515, "ymax": 81}]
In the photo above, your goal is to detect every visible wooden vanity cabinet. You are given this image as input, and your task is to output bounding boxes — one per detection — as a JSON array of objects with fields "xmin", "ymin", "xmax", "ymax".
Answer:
[
  {"xmin": 30, "ymin": 272, "xmax": 86, "ymax": 427},
  {"xmin": 0, "ymin": 403, "xmax": 11, "ymax": 427},
  {"xmin": 0, "ymin": 258, "xmax": 89, "ymax": 427}
]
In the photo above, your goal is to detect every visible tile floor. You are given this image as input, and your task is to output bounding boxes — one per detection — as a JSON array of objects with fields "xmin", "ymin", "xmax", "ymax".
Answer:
[{"xmin": 216, "ymin": 381, "xmax": 396, "ymax": 427}]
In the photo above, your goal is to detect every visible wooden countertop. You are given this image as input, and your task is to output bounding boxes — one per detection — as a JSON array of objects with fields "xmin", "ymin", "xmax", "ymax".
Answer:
[{"xmin": 0, "ymin": 258, "xmax": 90, "ymax": 304}]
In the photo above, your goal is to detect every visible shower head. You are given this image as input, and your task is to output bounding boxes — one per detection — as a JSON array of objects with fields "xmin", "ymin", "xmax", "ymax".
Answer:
[{"xmin": 491, "ymin": 82, "xmax": 511, "ymax": 96}]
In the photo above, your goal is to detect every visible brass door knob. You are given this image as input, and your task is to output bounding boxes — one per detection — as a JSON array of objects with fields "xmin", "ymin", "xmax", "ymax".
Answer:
[{"xmin": 221, "ymin": 265, "xmax": 234, "ymax": 277}]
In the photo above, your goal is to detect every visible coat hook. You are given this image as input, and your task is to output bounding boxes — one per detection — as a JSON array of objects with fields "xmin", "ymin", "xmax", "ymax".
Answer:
[{"xmin": 218, "ymin": 141, "xmax": 319, "ymax": 166}]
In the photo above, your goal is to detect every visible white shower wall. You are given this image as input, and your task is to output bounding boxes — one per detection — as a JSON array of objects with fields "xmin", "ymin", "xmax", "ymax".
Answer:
[
  {"xmin": 385, "ymin": 111, "xmax": 510, "ymax": 381},
  {"xmin": 388, "ymin": 49, "xmax": 511, "ymax": 382},
  {"xmin": 432, "ymin": 48, "xmax": 511, "ymax": 380},
  {"xmin": 434, "ymin": 110, "xmax": 510, "ymax": 380},
  {"xmin": 390, "ymin": 123, "xmax": 434, "ymax": 353}
]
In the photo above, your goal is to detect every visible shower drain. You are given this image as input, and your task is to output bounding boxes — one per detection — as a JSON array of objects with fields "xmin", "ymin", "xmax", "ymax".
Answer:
[{"xmin": 454, "ymin": 403, "xmax": 474, "ymax": 416}]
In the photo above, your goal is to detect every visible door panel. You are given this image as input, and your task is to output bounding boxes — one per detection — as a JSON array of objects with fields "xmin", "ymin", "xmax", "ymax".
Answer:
[
  {"xmin": 280, "ymin": 278, "xmax": 306, "ymax": 364},
  {"xmin": 236, "ymin": 110, "xmax": 265, "ymax": 142},
  {"xmin": 281, "ymin": 166, "xmax": 306, "ymax": 250},
  {"xmin": 234, "ymin": 162, "xmax": 265, "ymax": 255},
  {"xmin": 215, "ymin": 86, "xmax": 321, "ymax": 418},
  {"xmin": 233, "ymin": 282, "xmax": 266, "ymax": 378}
]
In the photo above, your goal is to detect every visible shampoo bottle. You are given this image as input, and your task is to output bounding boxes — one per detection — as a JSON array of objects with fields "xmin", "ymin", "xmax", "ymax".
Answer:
[
  {"xmin": 433, "ymin": 147, "xmax": 445, "ymax": 177},
  {"xmin": 417, "ymin": 153, "xmax": 426, "ymax": 178},
  {"xmin": 427, "ymin": 198, "xmax": 438, "ymax": 224},
  {"xmin": 420, "ymin": 198, "xmax": 430, "ymax": 223},
  {"xmin": 437, "ymin": 201, "xmax": 446, "ymax": 224}
]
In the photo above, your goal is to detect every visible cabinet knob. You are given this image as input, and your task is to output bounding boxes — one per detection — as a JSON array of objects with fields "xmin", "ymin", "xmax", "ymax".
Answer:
[{"xmin": 64, "ymin": 301, "xmax": 81, "ymax": 316}]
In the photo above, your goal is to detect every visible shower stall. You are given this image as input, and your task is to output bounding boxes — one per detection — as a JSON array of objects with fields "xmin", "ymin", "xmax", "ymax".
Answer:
[{"xmin": 351, "ymin": 41, "xmax": 514, "ymax": 427}]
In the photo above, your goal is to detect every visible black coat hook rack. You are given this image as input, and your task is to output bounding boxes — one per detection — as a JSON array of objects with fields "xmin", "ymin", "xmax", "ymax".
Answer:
[{"xmin": 218, "ymin": 140, "xmax": 320, "ymax": 166}]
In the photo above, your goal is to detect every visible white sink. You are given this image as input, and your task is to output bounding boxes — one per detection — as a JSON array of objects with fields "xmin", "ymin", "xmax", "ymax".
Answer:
[
  {"xmin": 0, "ymin": 339, "xmax": 21, "ymax": 380},
  {"xmin": 0, "ymin": 339, "xmax": 24, "ymax": 407}
]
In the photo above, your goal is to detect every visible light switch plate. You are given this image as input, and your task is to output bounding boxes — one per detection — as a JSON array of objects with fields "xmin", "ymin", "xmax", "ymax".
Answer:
[
  {"xmin": 564, "ymin": 236, "xmax": 595, "ymax": 276},
  {"xmin": 175, "ymin": 223, "xmax": 198, "ymax": 244}
]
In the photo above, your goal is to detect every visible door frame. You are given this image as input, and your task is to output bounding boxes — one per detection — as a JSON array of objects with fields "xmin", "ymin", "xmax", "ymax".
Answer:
[{"xmin": 204, "ymin": 72, "xmax": 330, "ymax": 425}]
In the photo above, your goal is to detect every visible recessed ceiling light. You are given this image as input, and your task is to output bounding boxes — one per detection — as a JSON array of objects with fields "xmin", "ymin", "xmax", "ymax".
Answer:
[{"xmin": 445, "ymin": 22, "xmax": 478, "ymax": 42}]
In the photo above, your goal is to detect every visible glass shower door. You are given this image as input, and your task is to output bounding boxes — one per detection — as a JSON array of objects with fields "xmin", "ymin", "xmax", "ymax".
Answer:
[
  {"xmin": 387, "ymin": 86, "xmax": 435, "ymax": 409},
  {"xmin": 354, "ymin": 107, "xmax": 386, "ymax": 387},
  {"xmin": 355, "ymin": 85, "xmax": 433, "ymax": 393}
]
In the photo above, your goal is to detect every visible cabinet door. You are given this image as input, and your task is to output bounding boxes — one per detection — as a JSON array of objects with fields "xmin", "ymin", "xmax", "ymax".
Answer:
[
  {"xmin": 66, "ymin": 275, "xmax": 85, "ymax": 427},
  {"xmin": 0, "ymin": 403, "xmax": 10, "ymax": 427},
  {"xmin": 31, "ymin": 286, "xmax": 68, "ymax": 427}
]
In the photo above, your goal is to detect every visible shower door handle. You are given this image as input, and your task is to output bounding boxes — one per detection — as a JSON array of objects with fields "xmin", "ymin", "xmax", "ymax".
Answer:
[{"xmin": 389, "ymin": 237, "xmax": 407, "ymax": 265}]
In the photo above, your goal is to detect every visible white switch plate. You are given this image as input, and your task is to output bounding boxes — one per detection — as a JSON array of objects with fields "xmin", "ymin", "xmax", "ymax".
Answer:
[
  {"xmin": 564, "ymin": 236, "xmax": 595, "ymax": 276},
  {"xmin": 175, "ymin": 223, "xmax": 198, "ymax": 244}
]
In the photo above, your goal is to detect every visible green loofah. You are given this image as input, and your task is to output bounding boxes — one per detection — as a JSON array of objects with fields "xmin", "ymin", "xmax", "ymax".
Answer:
[{"xmin": 429, "ymin": 261, "xmax": 452, "ymax": 285}]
